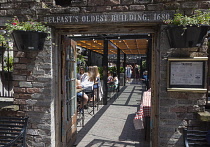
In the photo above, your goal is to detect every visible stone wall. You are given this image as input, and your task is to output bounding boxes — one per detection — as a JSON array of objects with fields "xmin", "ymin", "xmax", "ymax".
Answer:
[
  {"xmin": 159, "ymin": 26, "xmax": 209, "ymax": 146},
  {"xmin": 10, "ymin": 38, "xmax": 52, "ymax": 147},
  {"xmin": 13, "ymin": 40, "xmax": 52, "ymax": 146},
  {"xmin": 0, "ymin": 1, "xmax": 53, "ymax": 146},
  {"xmin": 0, "ymin": 1, "xmax": 209, "ymax": 17},
  {"xmin": 0, "ymin": 0, "xmax": 209, "ymax": 147}
]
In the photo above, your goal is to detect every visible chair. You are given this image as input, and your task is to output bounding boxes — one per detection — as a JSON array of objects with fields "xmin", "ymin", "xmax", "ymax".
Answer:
[
  {"xmin": 77, "ymin": 90, "xmax": 85, "ymax": 127},
  {"xmin": 85, "ymin": 86, "xmax": 95, "ymax": 115},
  {"xmin": 107, "ymin": 82, "xmax": 115, "ymax": 98},
  {"xmin": 183, "ymin": 128, "xmax": 209, "ymax": 147},
  {"xmin": 0, "ymin": 117, "xmax": 28, "ymax": 147}
]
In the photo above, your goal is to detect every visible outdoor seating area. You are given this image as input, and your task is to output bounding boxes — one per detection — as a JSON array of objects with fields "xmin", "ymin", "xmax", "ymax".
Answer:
[
  {"xmin": 75, "ymin": 80, "xmax": 150, "ymax": 146},
  {"xmin": 0, "ymin": 117, "xmax": 28, "ymax": 147}
]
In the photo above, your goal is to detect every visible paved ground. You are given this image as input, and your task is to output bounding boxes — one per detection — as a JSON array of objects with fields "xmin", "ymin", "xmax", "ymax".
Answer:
[{"xmin": 74, "ymin": 80, "xmax": 150, "ymax": 147}]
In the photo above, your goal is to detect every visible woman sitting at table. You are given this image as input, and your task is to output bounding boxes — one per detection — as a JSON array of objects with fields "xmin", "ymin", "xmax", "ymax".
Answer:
[
  {"xmin": 79, "ymin": 66, "xmax": 102, "ymax": 101},
  {"xmin": 76, "ymin": 79, "xmax": 88, "ymax": 111},
  {"xmin": 77, "ymin": 66, "xmax": 86, "ymax": 81}
]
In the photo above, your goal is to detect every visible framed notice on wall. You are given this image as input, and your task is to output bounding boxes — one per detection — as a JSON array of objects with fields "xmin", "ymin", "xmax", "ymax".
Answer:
[{"xmin": 167, "ymin": 57, "xmax": 208, "ymax": 92}]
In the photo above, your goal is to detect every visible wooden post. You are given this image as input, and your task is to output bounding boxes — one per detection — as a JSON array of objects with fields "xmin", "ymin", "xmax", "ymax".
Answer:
[
  {"xmin": 103, "ymin": 39, "xmax": 108, "ymax": 105},
  {"xmin": 151, "ymin": 31, "xmax": 159, "ymax": 147},
  {"xmin": 123, "ymin": 53, "xmax": 126, "ymax": 86},
  {"xmin": 117, "ymin": 48, "xmax": 120, "ymax": 91}
]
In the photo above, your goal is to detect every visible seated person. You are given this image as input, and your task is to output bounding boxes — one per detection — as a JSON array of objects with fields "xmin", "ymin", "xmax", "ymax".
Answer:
[
  {"xmin": 76, "ymin": 79, "xmax": 88, "ymax": 110},
  {"xmin": 113, "ymin": 73, "xmax": 119, "ymax": 89},
  {"xmin": 107, "ymin": 71, "xmax": 113, "ymax": 83},
  {"xmin": 79, "ymin": 66, "xmax": 101, "ymax": 101},
  {"xmin": 79, "ymin": 68, "xmax": 95, "ymax": 92},
  {"xmin": 77, "ymin": 67, "xmax": 85, "ymax": 81},
  {"xmin": 141, "ymin": 71, "xmax": 148, "ymax": 83}
]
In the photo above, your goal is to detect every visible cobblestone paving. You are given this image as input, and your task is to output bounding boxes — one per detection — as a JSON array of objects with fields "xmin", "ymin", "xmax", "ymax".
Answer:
[{"xmin": 75, "ymin": 81, "xmax": 150, "ymax": 147}]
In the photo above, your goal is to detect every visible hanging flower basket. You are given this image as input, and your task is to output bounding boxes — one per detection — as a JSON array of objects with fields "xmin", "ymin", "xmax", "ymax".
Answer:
[
  {"xmin": 164, "ymin": 10, "xmax": 210, "ymax": 48},
  {"xmin": 5, "ymin": 16, "xmax": 48, "ymax": 51},
  {"xmin": 166, "ymin": 25, "xmax": 209, "ymax": 48},
  {"xmin": 12, "ymin": 30, "xmax": 47, "ymax": 50}
]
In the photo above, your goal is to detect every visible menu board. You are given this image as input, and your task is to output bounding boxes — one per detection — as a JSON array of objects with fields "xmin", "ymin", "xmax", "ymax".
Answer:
[{"xmin": 169, "ymin": 61, "xmax": 205, "ymax": 88}]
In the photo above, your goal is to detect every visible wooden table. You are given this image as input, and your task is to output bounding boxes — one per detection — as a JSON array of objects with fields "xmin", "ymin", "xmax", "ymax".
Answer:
[{"xmin": 77, "ymin": 88, "xmax": 84, "ymax": 93}]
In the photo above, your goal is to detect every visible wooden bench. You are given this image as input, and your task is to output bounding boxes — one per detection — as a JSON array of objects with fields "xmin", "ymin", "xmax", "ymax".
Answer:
[
  {"xmin": 0, "ymin": 117, "xmax": 28, "ymax": 147},
  {"xmin": 183, "ymin": 128, "xmax": 209, "ymax": 147}
]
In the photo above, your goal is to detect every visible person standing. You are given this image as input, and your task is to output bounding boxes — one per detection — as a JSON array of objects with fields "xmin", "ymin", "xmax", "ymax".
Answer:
[
  {"xmin": 125, "ymin": 64, "xmax": 133, "ymax": 83},
  {"xmin": 134, "ymin": 64, "xmax": 140, "ymax": 83}
]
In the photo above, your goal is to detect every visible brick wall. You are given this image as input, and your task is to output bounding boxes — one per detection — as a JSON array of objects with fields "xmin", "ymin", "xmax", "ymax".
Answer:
[
  {"xmin": 0, "ymin": 1, "xmax": 209, "ymax": 16},
  {"xmin": 0, "ymin": 0, "xmax": 209, "ymax": 147},
  {"xmin": 13, "ymin": 38, "xmax": 52, "ymax": 146},
  {"xmin": 11, "ymin": 37, "xmax": 52, "ymax": 146},
  {"xmin": 159, "ymin": 25, "xmax": 209, "ymax": 146}
]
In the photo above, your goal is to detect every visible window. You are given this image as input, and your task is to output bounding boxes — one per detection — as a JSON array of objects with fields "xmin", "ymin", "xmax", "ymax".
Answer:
[{"xmin": 66, "ymin": 45, "xmax": 77, "ymax": 120}]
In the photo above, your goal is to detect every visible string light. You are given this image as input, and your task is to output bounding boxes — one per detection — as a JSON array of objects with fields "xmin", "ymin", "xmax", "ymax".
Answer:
[
  {"xmin": 93, "ymin": 38, "xmax": 96, "ymax": 43},
  {"xmin": 118, "ymin": 36, "xmax": 122, "ymax": 42}
]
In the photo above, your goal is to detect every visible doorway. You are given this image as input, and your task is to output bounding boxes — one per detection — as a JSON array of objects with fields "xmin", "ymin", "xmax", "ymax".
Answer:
[{"xmin": 54, "ymin": 24, "xmax": 158, "ymax": 146}]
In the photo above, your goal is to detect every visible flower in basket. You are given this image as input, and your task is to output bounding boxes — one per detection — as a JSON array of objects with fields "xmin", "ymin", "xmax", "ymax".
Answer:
[
  {"xmin": 164, "ymin": 10, "xmax": 210, "ymax": 28},
  {"xmin": 5, "ymin": 16, "xmax": 48, "ymax": 34},
  {"xmin": 163, "ymin": 10, "xmax": 210, "ymax": 48},
  {"xmin": 5, "ymin": 16, "xmax": 49, "ymax": 50}
]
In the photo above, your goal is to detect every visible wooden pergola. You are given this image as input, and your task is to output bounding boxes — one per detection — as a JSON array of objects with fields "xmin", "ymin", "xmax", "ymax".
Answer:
[{"xmin": 69, "ymin": 34, "xmax": 151, "ymax": 55}]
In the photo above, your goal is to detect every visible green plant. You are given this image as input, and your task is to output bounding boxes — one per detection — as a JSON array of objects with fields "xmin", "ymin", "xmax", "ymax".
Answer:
[
  {"xmin": 5, "ymin": 16, "xmax": 48, "ymax": 34},
  {"xmin": 4, "ymin": 56, "xmax": 13, "ymax": 71},
  {"xmin": 0, "ymin": 34, "xmax": 7, "ymax": 46},
  {"xmin": 108, "ymin": 66, "xmax": 117, "ymax": 74},
  {"xmin": 164, "ymin": 10, "xmax": 210, "ymax": 27},
  {"xmin": 142, "ymin": 60, "xmax": 147, "ymax": 70},
  {"xmin": 77, "ymin": 55, "xmax": 86, "ymax": 66},
  {"xmin": 98, "ymin": 66, "xmax": 103, "ymax": 79},
  {"xmin": 120, "ymin": 67, "xmax": 124, "ymax": 73}
]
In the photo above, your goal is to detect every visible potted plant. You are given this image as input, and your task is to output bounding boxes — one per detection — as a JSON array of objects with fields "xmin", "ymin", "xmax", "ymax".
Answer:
[
  {"xmin": 164, "ymin": 10, "xmax": 210, "ymax": 48},
  {"xmin": 5, "ymin": 16, "xmax": 48, "ymax": 51},
  {"xmin": 77, "ymin": 55, "xmax": 86, "ymax": 67}
]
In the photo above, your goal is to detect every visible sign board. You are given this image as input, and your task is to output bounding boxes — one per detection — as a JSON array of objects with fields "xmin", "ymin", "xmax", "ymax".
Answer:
[
  {"xmin": 42, "ymin": 11, "xmax": 174, "ymax": 24},
  {"xmin": 167, "ymin": 57, "xmax": 208, "ymax": 92}
]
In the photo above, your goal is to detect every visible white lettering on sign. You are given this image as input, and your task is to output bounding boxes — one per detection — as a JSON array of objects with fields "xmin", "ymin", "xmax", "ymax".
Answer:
[{"xmin": 43, "ymin": 12, "xmax": 173, "ymax": 24}]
